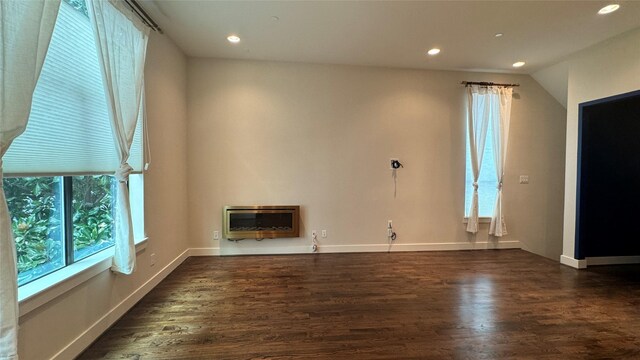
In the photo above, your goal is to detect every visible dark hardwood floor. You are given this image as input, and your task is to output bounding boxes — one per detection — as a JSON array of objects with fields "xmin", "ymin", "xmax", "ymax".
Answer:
[{"xmin": 78, "ymin": 250, "xmax": 640, "ymax": 359}]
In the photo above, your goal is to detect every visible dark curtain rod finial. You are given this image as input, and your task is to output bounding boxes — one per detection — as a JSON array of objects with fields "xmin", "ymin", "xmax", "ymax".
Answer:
[{"xmin": 461, "ymin": 81, "xmax": 520, "ymax": 88}]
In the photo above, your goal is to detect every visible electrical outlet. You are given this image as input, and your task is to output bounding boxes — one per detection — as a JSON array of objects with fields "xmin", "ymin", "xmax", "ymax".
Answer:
[
  {"xmin": 321, "ymin": 230, "xmax": 327, "ymax": 238},
  {"xmin": 213, "ymin": 230, "xmax": 220, "ymax": 240},
  {"xmin": 519, "ymin": 175, "xmax": 529, "ymax": 184},
  {"xmin": 150, "ymin": 253, "xmax": 156, "ymax": 267}
]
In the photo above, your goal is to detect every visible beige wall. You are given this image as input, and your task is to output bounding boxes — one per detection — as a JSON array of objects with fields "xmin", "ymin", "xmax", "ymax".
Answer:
[
  {"xmin": 559, "ymin": 28, "xmax": 640, "ymax": 260},
  {"xmin": 17, "ymin": 33, "xmax": 189, "ymax": 360},
  {"xmin": 532, "ymin": 59, "xmax": 570, "ymax": 109},
  {"xmin": 187, "ymin": 59, "xmax": 566, "ymax": 260}
]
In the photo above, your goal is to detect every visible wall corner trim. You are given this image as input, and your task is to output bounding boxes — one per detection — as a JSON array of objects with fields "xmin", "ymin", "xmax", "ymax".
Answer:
[{"xmin": 560, "ymin": 255, "xmax": 587, "ymax": 269}]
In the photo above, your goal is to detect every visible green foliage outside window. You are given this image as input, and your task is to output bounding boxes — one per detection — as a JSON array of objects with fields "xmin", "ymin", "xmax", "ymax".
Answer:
[
  {"xmin": 4, "ymin": 175, "xmax": 115, "ymax": 285},
  {"xmin": 72, "ymin": 176, "xmax": 115, "ymax": 260},
  {"xmin": 4, "ymin": 177, "xmax": 63, "ymax": 274}
]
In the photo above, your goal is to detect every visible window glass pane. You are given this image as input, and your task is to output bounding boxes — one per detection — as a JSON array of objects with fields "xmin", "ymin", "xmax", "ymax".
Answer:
[
  {"xmin": 465, "ymin": 120, "xmax": 498, "ymax": 217},
  {"xmin": 73, "ymin": 175, "xmax": 117, "ymax": 261},
  {"xmin": 4, "ymin": 177, "xmax": 65, "ymax": 286}
]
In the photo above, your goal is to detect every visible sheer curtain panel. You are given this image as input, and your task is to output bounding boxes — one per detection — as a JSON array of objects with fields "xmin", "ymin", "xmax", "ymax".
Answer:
[
  {"xmin": 489, "ymin": 88, "xmax": 513, "ymax": 236},
  {"xmin": 0, "ymin": 1, "xmax": 60, "ymax": 359},
  {"xmin": 88, "ymin": 0, "xmax": 149, "ymax": 275},
  {"xmin": 465, "ymin": 86, "xmax": 491, "ymax": 233}
]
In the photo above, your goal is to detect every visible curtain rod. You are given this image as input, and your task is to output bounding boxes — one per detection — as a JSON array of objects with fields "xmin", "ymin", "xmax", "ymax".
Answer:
[
  {"xmin": 123, "ymin": 0, "xmax": 163, "ymax": 33},
  {"xmin": 461, "ymin": 81, "xmax": 520, "ymax": 88}
]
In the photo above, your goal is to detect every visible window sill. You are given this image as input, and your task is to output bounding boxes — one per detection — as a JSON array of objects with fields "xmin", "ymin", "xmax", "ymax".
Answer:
[
  {"xmin": 462, "ymin": 217, "xmax": 492, "ymax": 224},
  {"xmin": 18, "ymin": 237, "xmax": 148, "ymax": 317}
]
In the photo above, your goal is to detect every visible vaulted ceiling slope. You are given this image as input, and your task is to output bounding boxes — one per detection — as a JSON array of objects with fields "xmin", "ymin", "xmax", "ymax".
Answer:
[{"xmin": 139, "ymin": 1, "xmax": 640, "ymax": 74}]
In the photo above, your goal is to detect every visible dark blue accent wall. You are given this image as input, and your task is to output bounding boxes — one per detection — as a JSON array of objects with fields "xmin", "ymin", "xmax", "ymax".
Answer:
[{"xmin": 576, "ymin": 90, "xmax": 640, "ymax": 259}]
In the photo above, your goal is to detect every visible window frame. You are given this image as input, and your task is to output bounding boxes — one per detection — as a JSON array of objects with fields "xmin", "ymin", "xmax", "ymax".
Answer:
[
  {"xmin": 7, "ymin": 175, "xmax": 119, "ymax": 287},
  {"xmin": 16, "ymin": 174, "xmax": 146, "ymax": 317},
  {"xmin": 9, "ymin": 174, "xmax": 146, "ymax": 288}
]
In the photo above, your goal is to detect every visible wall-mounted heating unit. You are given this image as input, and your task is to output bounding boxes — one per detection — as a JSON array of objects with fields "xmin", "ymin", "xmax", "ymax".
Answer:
[{"xmin": 223, "ymin": 205, "xmax": 300, "ymax": 240}]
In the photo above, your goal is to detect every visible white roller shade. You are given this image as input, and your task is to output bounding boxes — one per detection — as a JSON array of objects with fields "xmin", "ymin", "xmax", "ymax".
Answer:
[{"xmin": 3, "ymin": 1, "xmax": 143, "ymax": 176}]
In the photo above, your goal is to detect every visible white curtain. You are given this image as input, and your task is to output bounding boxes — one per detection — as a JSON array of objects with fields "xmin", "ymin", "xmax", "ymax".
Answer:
[
  {"xmin": 489, "ymin": 87, "xmax": 513, "ymax": 237},
  {"xmin": 88, "ymin": 0, "xmax": 149, "ymax": 275},
  {"xmin": 0, "ymin": 1, "xmax": 60, "ymax": 358},
  {"xmin": 465, "ymin": 86, "xmax": 491, "ymax": 233}
]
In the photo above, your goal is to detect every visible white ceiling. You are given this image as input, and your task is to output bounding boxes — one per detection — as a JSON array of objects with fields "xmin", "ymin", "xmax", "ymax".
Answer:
[{"xmin": 139, "ymin": 1, "xmax": 640, "ymax": 74}]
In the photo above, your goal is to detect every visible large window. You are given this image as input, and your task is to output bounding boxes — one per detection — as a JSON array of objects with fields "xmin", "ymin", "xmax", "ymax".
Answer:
[
  {"xmin": 5, "ymin": 176, "xmax": 117, "ymax": 286},
  {"xmin": 4, "ymin": 0, "xmax": 144, "ymax": 287},
  {"xmin": 464, "ymin": 119, "xmax": 498, "ymax": 217}
]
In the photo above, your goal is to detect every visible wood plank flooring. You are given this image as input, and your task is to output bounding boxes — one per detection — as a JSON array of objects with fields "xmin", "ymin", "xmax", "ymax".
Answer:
[{"xmin": 78, "ymin": 250, "xmax": 640, "ymax": 359}]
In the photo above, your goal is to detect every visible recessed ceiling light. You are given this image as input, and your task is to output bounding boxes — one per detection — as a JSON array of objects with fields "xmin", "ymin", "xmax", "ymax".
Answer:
[
  {"xmin": 512, "ymin": 61, "xmax": 526, "ymax": 68},
  {"xmin": 227, "ymin": 35, "xmax": 241, "ymax": 43},
  {"xmin": 427, "ymin": 48, "xmax": 441, "ymax": 56},
  {"xmin": 271, "ymin": 16, "xmax": 280, "ymax": 21},
  {"xmin": 495, "ymin": 33, "xmax": 504, "ymax": 37},
  {"xmin": 598, "ymin": 4, "xmax": 620, "ymax": 14}
]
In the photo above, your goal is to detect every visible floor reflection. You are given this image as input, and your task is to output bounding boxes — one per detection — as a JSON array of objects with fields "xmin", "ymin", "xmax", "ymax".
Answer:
[{"xmin": 457, "ymin": 275, "xmax": 496, "ymax": 333}]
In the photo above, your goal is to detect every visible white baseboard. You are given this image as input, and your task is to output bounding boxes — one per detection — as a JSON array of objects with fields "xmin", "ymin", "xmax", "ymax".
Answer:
[
  {"xmin": 220, "ymin": 245, "xmax": 312, "ymax": 255},
  {"xmin": 324, "ymin": 241, "xmax": 521, "ymax": 252},
  {"xmin": 587, "ymin": 255, "xmax": 640, "ymax": 266},
  {"xmin": 189, "ymin": 247, "xmax": 220, "ymax": 256},
  {"xmin": 220, "ymin": 240, "xmax": 521, "ymax": 256},
  {"xmin": 560, "ymin": 255, "xmax": 587, "ymax": 269},
  {"xmin": 560, "ymin": 254, "xmax": 640, "ymax": 268},
  {"xmin": 51, "ymin": 248, "xmax": 191, "ymax": 360}
]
